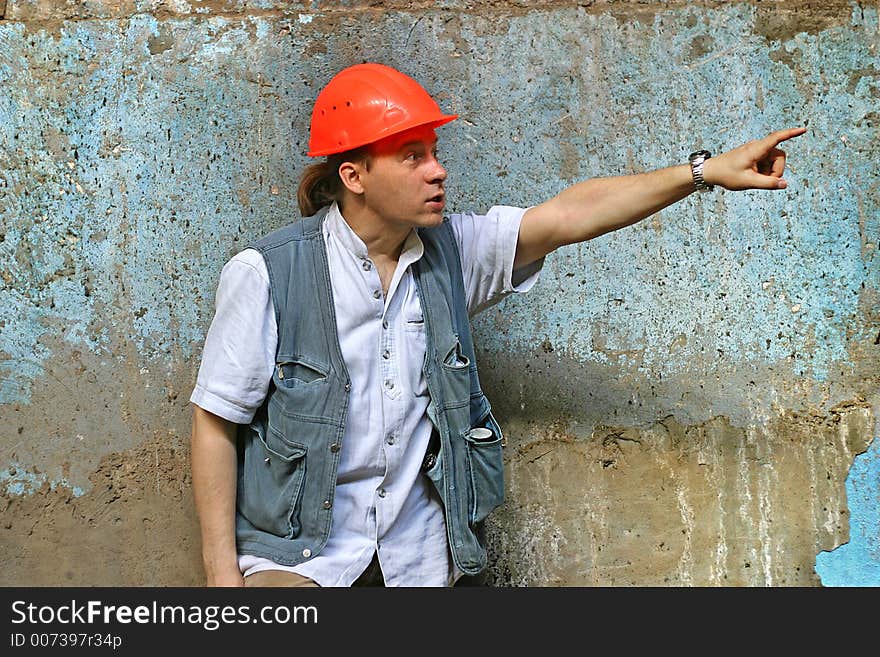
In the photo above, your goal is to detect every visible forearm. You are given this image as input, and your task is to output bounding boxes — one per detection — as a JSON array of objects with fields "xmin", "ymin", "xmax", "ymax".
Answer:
[
  {"xmin": 191, "ymin": 405, "xmax": 243, "ymax": 586},
  {"xmin": 515, "ymin": 128, "xmax": 804, "ymax": 270},
  {"xmin": 549, "ymin": 163, "xmax": 695, "ymax": 245}
]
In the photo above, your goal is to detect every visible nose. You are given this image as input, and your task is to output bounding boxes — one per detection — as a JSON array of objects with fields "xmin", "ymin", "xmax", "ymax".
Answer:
[{"xmin": 427, "ymin": 153, "xmax": 447, "ymax": 184}]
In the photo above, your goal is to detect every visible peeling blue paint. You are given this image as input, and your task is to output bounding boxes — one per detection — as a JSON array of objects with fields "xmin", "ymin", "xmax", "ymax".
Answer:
[
  {"xmin": 0, "ymin": 466, "xmax": 85, "ymax": 497},
  {"xmin": 815, "ymin": 435, "xmax": 880, "ymax": 586},
  {"xmin": 0, "ymin": 2, "xmax": 876, "ymax": 584},
  {"xmin": 0, "ymin": 15, "xmax": 275, "ymax": 405},
  {"xmin": 4, "ymin": 7, "xmax": 871, "ymax": 397},
  {"xmin": 471, "ymin": 4, "xmax": 878, "ymax": 386}
]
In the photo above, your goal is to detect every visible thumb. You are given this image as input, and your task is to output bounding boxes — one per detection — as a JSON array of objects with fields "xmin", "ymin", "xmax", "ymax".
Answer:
[{"xmin": 746, "ymin": 172, "xmax": 787, "ymax": 190}]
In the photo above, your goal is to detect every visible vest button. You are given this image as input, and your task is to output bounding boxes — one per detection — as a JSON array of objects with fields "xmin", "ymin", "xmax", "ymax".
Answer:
[
  {"xmin": 323, "ymin": 500, "xmax": 332, "ymax": 509},
  {"xmin": 302, "ymin": 549, "xmax": 311, "ymax": 558},
  {"xmin": 329, "ymin": 443, "xmax": 339, "ymax": 453},
  {"xmin": 344, "ymin": 382, "xmax": 351, "ymax": 392}
]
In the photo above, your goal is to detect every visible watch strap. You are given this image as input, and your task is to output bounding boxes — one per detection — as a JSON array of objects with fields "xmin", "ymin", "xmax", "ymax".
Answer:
[{"xmin": 689, "ymin": 150, "xmax": 714, "ymax": 192}]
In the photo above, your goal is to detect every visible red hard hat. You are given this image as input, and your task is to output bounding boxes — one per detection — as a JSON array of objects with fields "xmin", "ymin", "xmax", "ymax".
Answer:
[{"xmin": 307, "ymin": 63, "xmax": 457, "ymax": 157}]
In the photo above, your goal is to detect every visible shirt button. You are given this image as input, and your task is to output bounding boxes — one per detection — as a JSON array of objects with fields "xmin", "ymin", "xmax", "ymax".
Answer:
[
  {"xmin": 372, "ymin": 290, "xmax": 382, "ymax": 299},
  {"xmin": 302, "ymin": 548, "xmax": 312, "ymax": 558},
  {"xmin": 362, "ymin": 260, "xmax": 372, "ymax": 271},
  {"xmin": 382, "ymin": 349, "xmax": 390, "ymax": 359},
  {"xmin": 329, "ymin": 443, "xmax": 339, "ymax": 453},
  {"xmin": 382, "ymin": 320, "xmax": 389, "ymax": 329},
  {"xmin": 323, "ymin": 500, "xmax": 332, "ymax": 509},
  {"xmin": 386, "ymin": 435, "xmax": 395, "ymax": 445},
  {"xmin": 377, "ymin": 488, "xmax": 387, "ymax": 498},
  {"xmin": 384, "ymin": 379, "xmax": 394, "ymax": 390}
]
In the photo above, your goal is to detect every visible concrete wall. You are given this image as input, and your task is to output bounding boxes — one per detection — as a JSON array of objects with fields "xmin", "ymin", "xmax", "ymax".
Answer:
[{"xmin": 1, "ymin": 0, "xmax": 877, "ymax": 586}]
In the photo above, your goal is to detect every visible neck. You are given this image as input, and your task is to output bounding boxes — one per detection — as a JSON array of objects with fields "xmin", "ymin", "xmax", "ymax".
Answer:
[{"xmin": 337, "ymin": 198, "xmax": 410, "ymax": 261}]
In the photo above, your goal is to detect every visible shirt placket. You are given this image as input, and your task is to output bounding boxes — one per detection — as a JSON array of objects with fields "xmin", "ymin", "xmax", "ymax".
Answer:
[
  {"xmin": 381, "ymin": 291, "xmax": 411, "ymax": 538},
  {"xmin": 357, "ymin": 253, "xmax": 405, "ymax": 536}
]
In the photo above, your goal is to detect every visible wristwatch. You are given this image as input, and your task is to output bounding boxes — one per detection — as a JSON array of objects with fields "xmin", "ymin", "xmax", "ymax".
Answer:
[{"xmin": 688, "ymin": 150, "xmax": 714, "ymax": 192}]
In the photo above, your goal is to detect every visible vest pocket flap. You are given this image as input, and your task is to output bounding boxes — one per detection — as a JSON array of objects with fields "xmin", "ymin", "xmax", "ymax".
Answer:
[
  {"xmin": 264, "ymin": 427, "xmax": 308, "ymax": 461},
  {"xmin": 474, "ymin": 408, "xmax": 505, "ymax": 447},
  {"xmin": 463, "ymin": 428, "xmax": 502, "ymax": 446},
  {"xmin": 441, "ymin": 336, "xmax": 470, "ymax": 370},
  {"xmin": 276, "ymin": 357, "xmax": 328, "ymax": 385}
]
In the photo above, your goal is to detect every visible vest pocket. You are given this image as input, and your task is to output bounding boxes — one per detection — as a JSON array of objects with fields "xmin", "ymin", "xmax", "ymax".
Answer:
[
  {"xmin": 463, "ymin": 426, "xmax": 505, "ymax": 525},
  {"xmin": 440, "ymin": 335, "xmax": 471, "ymax": 407},
  {"xmin": 277, "ymin": 358, "xmax": 328, "ymax": 386},
  {"xmin": 238, "ymin": 423, "xmax": 307, "ymax": 539}
]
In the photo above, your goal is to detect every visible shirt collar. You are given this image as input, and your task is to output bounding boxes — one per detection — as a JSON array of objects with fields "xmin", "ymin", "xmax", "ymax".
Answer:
[{"xmin": 325, "ymin": 201, "xmax": 424, "ymax": 264}]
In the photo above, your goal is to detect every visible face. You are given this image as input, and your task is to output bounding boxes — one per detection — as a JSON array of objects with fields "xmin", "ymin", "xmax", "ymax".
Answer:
[{"xmin": 348, "ymin": 125, "xmax": 448, "ymax": 230}]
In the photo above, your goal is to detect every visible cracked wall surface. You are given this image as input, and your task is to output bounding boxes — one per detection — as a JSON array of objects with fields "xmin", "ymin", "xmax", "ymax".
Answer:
[{"xmin": 1, "ymin": 0, "xmax": 877, "ymax": 586}]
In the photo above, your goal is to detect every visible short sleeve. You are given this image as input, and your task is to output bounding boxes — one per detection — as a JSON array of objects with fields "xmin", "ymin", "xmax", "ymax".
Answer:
[
  {"xmin": 446, "ymin": 205, "xmax": 545, "ymax": 316},
  {"xmin": 189, "ymin": 249, "xmax": 277, "ymax": 424}
]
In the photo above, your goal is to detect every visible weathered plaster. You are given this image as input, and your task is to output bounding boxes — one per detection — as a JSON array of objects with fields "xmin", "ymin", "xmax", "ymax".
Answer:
[
  {"xmin": 477, "ymin": 401, "xmax": 873, "ymax": 586},
  {"xmin": 0, "ymin": 1, "xmax": 876, "ymax": 585},
  {"xmin": 815, "ymin": 432, "xmax": 880, "ymax": 585}
]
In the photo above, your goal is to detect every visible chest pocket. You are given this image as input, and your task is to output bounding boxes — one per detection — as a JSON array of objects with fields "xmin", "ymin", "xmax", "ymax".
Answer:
[{"xmin": 402, "ymin": 296, "xmax": 428, "ymax": 398}]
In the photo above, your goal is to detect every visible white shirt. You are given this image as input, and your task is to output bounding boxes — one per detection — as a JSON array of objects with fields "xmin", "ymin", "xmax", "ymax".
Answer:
[{"xmin": 190, "ymin": 202, "xmax": 543, "ymax": 586}]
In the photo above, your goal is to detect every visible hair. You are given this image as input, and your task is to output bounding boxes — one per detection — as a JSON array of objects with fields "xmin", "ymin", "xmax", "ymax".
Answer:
[{"xmin": 297, "ymin": 147, "xmax": 371, "ymax": 216}]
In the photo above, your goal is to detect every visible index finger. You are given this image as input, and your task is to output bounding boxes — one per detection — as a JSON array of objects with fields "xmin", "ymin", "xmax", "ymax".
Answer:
[{"xmin": 763, "ymin": 126, "xmax": 807, "ymax": 147}]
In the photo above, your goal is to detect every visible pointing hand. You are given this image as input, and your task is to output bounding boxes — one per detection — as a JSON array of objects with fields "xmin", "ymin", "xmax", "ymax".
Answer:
[{"xmin": 702, "ymin": 127, "xmax": 807, "ymax": 191}]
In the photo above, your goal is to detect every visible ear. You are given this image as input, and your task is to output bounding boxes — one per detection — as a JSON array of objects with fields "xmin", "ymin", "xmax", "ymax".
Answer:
[{"xmin": 338, "ymin": 160, "xmax": 366, "ymax": 195}]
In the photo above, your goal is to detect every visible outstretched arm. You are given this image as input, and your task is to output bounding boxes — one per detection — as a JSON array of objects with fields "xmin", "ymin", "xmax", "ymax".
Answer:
[{"xmin": 513, "ymin": 127, "xmax": 807, "ymax": 270}]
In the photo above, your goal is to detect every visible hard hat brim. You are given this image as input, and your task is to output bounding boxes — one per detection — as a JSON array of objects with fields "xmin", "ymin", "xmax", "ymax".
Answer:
[{"xmin": 307, "ymin": 114, "xmax": 458, "ymax": 158}]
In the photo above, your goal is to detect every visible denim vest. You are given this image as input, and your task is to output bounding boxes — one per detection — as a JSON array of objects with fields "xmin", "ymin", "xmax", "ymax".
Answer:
[{"xmin": 234, "ymin": 207, "xmax": 505, "ymax": 575}]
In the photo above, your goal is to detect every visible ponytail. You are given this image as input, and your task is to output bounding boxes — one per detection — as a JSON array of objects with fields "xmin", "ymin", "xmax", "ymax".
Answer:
[{"xmin": 296, "ymin": 148, "xmax": 370, "ymax": 216}]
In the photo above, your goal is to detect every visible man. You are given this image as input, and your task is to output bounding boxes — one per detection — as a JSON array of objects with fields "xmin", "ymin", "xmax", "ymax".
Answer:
[{"xmin": 190, "ymin": 62, "xmax": 805, "ymax": 587}]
